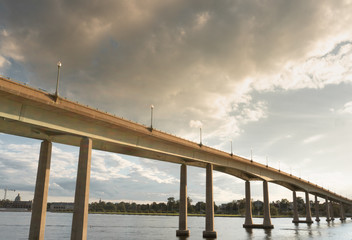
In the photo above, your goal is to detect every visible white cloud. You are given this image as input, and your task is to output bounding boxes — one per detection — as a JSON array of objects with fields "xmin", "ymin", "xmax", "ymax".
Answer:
[
  {"xmin": 189, "ymin": 120, "xmax": 203, "ymax": 128},
  {"xmin": 253, "ymin": 42, "xmax": 352, "ymax": 92},
  {"xmin": 0, "ymin": 55, "xmax": 10, "ymax": 69},
  {"xmin": 303, "ymin": 134, "xmax": 324, "ymax": 144},
  {"xmin": 338, "ymin": 101, "xmax": 352, "ymax": 114}
]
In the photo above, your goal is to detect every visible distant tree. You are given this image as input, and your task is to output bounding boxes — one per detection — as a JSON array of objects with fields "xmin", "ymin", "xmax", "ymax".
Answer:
[
  {"xmin": 237, "ymin": 199, "xmax": 246, "ymax": 215},
  {"xmin": 117, "ymin": 202, "xmax": 126, "ymax": 212},
  {"xmin": 279, "ymin": 198, "xmax": 290, "ymax": 214},
  {"xmin": 151, "ymin": 202, "xmax": 158, "ymax": 213},
  {"xmin": 131, "ymin": 202, "xmax": 137, "ymax": 212},
  {"xmin": 105, "ymin": 202, "xmax": 116, "ymax": 212},
  {"xmin": 187, "ymin": 197, "xmax": 195, "ymax": 213},
  {"xmin": 167, "ymin": 197, "xmax": 176, "ymax": 212},
  {"xmin": 158, "ymin": 202, "xmax": 167, "ymax": 213},
  {"xmin": 195, "ymin": 201, "xmax": 206, "ymax": 213},
  {"xmin": 270, "ymin": 204, "xmax": 278, "ymax": 216},
  {"xmin": 297, "ymin": 197, "xmax": 305, "ymax": 214}
]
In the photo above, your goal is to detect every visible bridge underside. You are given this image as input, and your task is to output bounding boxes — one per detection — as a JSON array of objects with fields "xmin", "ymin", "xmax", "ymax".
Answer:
[
  {"xmin": 0, "ymin": 113, "xmax": 345, "ymax": 201},
  {"xmin": 0, "ymin": 77, "xmax": 351, "ymax": 205},
  {"xmin": 0, "ymin": 117, "xmax": 262, "ymax": 182}
]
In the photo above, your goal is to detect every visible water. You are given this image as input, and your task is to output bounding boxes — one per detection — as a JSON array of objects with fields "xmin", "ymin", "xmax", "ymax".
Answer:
[{"xmin": 1, "ymin": 212, "xmax": 352, "ymax": 239}]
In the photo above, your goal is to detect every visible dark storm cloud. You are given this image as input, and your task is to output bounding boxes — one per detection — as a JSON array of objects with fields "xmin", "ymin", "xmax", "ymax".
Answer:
[{"xmin": 1, "ymin": 0, "xmax": 349, "ymax": 132}]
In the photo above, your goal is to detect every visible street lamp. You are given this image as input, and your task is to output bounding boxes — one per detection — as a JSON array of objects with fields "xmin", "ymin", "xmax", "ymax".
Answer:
[
  {"xmin": 55, "ymin": 61, "xmax": 62, "ymax": 101},
  {"xmin": 199, "ymin": 128, "xmax": 202, "ymax": 146},
  {"xmin": 230, "ymin": 140, "xmax": 233, "ymax": 156},
  {"xmin": 150, "ymin": 104, "xmax": 154, "ymax": 130}
]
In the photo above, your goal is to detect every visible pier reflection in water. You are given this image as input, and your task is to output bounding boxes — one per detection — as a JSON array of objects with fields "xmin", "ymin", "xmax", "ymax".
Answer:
[{"xmin": 1, "ymin": 212, "xmax": 352, "ymax": 240}]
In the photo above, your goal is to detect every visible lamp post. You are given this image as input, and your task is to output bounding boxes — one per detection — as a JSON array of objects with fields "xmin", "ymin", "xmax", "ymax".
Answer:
[
  {"xmin": 150, "ymin": 104, "xmax": 154, "ymax": 130},
  {"xmin": 55, "ymin": 61, "xmax": 62, "ymax": 101},
  {"xmin": 199, "ymin": 128, "xmax": 202, "ymax": 146},
  {"xmin": 230, "ymin": 140, "xmax": 233, "ymax": 156}
]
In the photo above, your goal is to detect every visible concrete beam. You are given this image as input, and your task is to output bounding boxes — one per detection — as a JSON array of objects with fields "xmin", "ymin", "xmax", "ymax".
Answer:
[
  {"xmin": 315, "ymin": 195, "xmax": 320, "ymax": 222},
  {"xmin": 263, "ymin": 181, "xmax": 273, "ymax": 228},
  {"xmin": 176, "ymin": 164, "xmax": 190, "ymax": 236},
  {"xmin": 326, "ymin": 198, "xmax": 331, "ymax": 222},
  {"xmin": 203, "ymin": 164, "xmax": 217, "ymax": 238},
  {"xmin": 243, "ymin": 181, "xmax": 253, "ymax": 227},
  {"xmin": 330, "ymin": 201, "xmax": 335, "ymax": 221},
  {"xmin": 29, "ymin": 140, "xmax": 52, "ymax": 240},
  {"xmin": 292, "ymin": 191, "xmax": 299, "ymax": 223},
  {"xmin": 340, "ymin": 202, "xmax": 346, "ymax": 221},
  {"xmin": 305, "ymin": 192, "xmax": 313, "ymax": 223},
  {"xmin": 71, "ymin": 137, "xmax": 92, "ymax": 240}
]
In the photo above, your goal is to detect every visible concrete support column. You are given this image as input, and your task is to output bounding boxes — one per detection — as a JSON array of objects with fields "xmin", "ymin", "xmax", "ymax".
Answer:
[
  {"xmin": 305, "ymin": 191, "xmax": 313, "ymax": 223},
  {"xmin": 203, "ymin": 163, "xmax": 217, "ymax": 238},
  {"xmin": 330, "ymin": 201, "xmax": 335, "ymax": 221},
  {"xmin": 263, "ymin": 181, "xmax": 273, "ymax": 228},
  {"xmin": 243, "ymin": 180, "xmax": 253, "ymax": 226},
  {"xmin": 71, "ymin": 137, "xmax": 92, "ymax": 240},
  {"xmin": 29, "ymin": 140, "xmax": 52, "ymax": 240},
  {"xmin": 340, "ymin": 202, "xmax": 346, "ymax": 221},
  {"xmin": 315, "ymin": 195, "xmax": 320, "ymax": 222},
  {"xmin": 176, "ymin": 164, "xmax": 190, "ymax": 236},
  {"xmin": 292, "ymin": 191, "xmax": 299, "ymax": 223},
  {"xmin": 326, "ymin": 198, "xmax": 331, "ymax": 222}
]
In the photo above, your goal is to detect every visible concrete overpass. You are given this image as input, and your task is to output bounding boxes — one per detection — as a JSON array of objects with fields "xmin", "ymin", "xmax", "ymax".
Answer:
[{"xmin": 0, "ymin": 76, "xmax": 351, "ymax": 239}]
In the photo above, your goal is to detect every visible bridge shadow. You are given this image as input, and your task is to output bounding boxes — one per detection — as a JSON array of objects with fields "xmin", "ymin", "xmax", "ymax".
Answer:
[
  {"xmin": 245, "ymin": 228, "xmax": 272, "ymax": 239},
  {"xmin": 177, "ymin": 237, "xmax": 189, "ymax": 240}
]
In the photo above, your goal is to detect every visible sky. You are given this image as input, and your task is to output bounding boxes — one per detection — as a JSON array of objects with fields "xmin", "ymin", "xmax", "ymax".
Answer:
[{"xmin": 1, "ymin": 0, "xmax": 352, "ymax": 205}]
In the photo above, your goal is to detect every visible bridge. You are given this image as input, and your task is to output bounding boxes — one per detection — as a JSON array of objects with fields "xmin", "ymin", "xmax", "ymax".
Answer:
[{"xmin": 0, "ymin": 76, "xmax": 351, "ymax": 239}]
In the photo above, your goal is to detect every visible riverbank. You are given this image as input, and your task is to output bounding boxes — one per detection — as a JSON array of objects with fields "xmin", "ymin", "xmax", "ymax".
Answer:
[
  {"xmin": 86, "ymin": 211, "xmax": 291, "ymax": 218},
  {"xmin": 0, "ymin": 208, "xmax": 31, "ymax": 212}
]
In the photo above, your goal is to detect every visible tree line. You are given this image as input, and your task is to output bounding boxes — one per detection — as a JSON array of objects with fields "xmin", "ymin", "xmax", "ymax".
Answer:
[{"xmin": 88, "ymin": 197, "xmax": 346, "ymax": 216}]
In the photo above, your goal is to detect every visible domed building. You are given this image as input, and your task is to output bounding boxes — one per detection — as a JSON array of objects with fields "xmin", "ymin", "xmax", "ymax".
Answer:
[
  {"xmin": 11, "ymin": 193, "xmax": 32, "ymax": 210},
  {"xmin": 14, "ymin": 193, "xmax": 21, "ymax": 202}
]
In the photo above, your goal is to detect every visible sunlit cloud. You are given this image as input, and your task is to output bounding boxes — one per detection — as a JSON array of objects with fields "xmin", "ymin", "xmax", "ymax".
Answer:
[{"xmin": 303, "ymin": 134, "xmax": 325, "ymax": 144}]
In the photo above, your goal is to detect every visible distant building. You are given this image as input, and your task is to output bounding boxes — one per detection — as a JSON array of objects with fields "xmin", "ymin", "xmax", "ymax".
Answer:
[
  {"xmin": 14, "ymin": 193, "xmax": 21, "ymax": 202},
  {"xmin": 11, "ymin": 193, "xmax": 32, "ymax": 209},
  {"xmin": 49, "ymin": 202, "xmax": 74, "ymax": 211}
]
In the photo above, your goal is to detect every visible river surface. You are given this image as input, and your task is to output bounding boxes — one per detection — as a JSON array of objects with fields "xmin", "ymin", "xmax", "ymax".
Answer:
[{"xmin": 1, "ymin": 212, "xmax": 352, "ymax": 239}]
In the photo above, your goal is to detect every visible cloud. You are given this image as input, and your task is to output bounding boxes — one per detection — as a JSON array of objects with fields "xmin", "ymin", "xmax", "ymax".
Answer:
[
  {"xmin": 303, "ymin": 134, "xmax": 324, "ymax": 144},
  {"xmin": 1, "ymin": 0, "xmax": 351, "ymax": 134},
  {"xmin": 338, "ymin": 101, "xmax": 352, "ymax": 114},
  {"xmin": 252, "ymin": 41, "xmax": 352, "ymax": 92},
  {"xmin": 189, "ymin": 120, "xmax": 203, "ymax": 128}
]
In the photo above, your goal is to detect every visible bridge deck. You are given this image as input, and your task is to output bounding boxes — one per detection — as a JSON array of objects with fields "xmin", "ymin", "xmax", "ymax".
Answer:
[{"xmin": 0, "ymin": 76, "xmax": 351, "ymax": 205}]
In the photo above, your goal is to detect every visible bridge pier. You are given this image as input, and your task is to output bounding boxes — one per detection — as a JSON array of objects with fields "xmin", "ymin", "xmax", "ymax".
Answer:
[
  {"xmin": 176, "ymin": 164, "xmax": 190, "ymax": 236},
  {"xmin": 263, "ymin": 181, "xmax": 273, "ymax": 228},
  {"xmin": 243, "ymin": 180, "xmax": 253, "ymax": 227},
  {"xmin": 29, "ymin": 140, "xmax": 52, "ymax": 240},
  {"xmin": 326, "ymin": 198, "xmax": 331, "ymax": 222},
  {"xmin": 330, "ymin": 201, "xmax": 335, "ymax": 221},
  {"xmin": 315, "ymin": 195, "xmax": 320, "ymax": 222},
  {"xmin": 292, "ymin": 191, "xmax": 313, "ymax": 224},
  {"xmin": 292, "ymin": 191, "xmax": 299, "ymax": 223},
  {"xmin": 305, "ymin": 192, "xmax": 313, "ymax": 223},
  {"xmin": 71, "ymin": 137, "xmax": 92, "ymax": 240},
  {"xmin": 340, "ymin": 202, "xmax": 346, "ymax": 221},
  {"xmin": 203, "ymin": 163, "xmax": 217, "ymax": 238},
  {"xmin": 244, "ymin": 180, "xmax": 273, "ymax": 229}
]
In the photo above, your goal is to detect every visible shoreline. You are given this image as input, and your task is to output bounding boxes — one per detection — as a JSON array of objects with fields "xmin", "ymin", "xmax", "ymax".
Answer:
[
  {"xmin": 0, "ymin": 208, "xmax": 292, "ymax": 218},
  {"xmin": 86, "ymin": 212, "xmax": 292, "ymax": 218}
]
